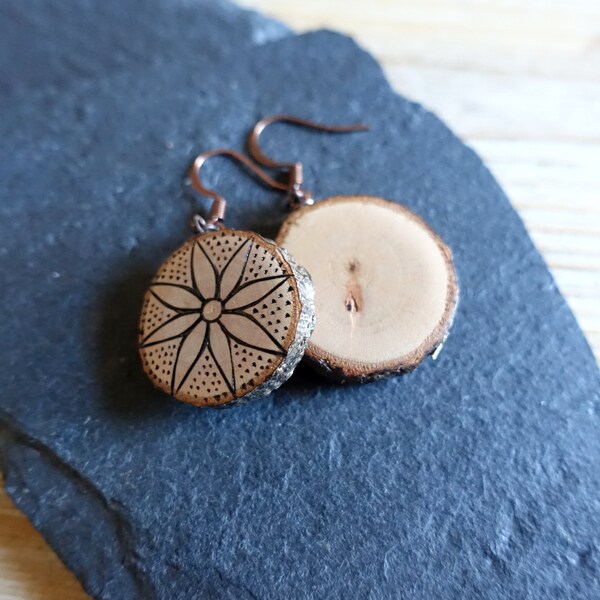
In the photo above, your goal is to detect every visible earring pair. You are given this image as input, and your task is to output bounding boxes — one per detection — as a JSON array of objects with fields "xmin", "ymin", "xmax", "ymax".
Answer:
[{"xmin": 138, "ymin": 115, "xmax": 458, "ymax": 407}]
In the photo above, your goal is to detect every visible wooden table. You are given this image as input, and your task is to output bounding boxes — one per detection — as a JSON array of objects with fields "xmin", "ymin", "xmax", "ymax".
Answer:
[{"xmin": 1, "ymin": 1, "xmax": 598, "ymax": 597}]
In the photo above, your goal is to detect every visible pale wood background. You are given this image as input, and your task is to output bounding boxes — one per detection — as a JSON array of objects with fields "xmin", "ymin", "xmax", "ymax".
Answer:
[{"xmin": 1, "ymin": 1, "xmax": 598, "ymax": 598}]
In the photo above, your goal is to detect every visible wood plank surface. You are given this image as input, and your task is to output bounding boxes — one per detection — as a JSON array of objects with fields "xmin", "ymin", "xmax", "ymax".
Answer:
[{"xmin": 1, "ymin": 1, "xmax": 598, "ymax": 597}]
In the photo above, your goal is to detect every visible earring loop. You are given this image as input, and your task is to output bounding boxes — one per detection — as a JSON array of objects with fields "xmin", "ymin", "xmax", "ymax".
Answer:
[
  {"xmin": 247, "ymin": 115, "xmax": 368, "ymax": 208},
  {"xmin": 248, "ymin": 114, "xmax": 368, "ymax": 169},
  {"xmin": 189, "ymin": 149, "xmax": 287, "ymax": 231}
]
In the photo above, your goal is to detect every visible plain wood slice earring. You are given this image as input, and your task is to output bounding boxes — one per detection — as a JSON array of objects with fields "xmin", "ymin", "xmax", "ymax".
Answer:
[
  {"xmin": 138, "ymin": 149, "xmax": 315, "ymax": 407},
  {"xmin": 248, "ymin": 115, "xmax": 458, "ymax": 383}
]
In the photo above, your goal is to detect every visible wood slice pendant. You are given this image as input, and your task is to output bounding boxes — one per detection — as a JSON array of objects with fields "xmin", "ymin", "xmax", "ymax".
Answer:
[
  {"xmin": 139, "ymin": 229, "xmax": 315, "ymax": 407},
  {"xmin": 276, "ymin": 195, "xmax": 458, "ymax": 382}
]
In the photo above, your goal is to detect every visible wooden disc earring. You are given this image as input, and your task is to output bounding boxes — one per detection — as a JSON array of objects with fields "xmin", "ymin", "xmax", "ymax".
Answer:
[
  {"xmin": 138, "ymin": 150, "xmax": 315, "ymax": 407},
  {"xmin": 248, "ymin": 115, "xmax": 459, "ymax": 383}
]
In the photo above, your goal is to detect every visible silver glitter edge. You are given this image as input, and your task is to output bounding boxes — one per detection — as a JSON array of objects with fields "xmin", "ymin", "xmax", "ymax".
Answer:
[{"xmin": 232, "ymin": 246, "xmax": 315, "ymax": 405}]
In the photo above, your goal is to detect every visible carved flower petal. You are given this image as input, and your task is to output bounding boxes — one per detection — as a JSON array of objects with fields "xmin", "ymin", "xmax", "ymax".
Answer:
[
  {"xmin": 208, "ymin": 323, "xmax": 235, "ymax": 394},
  {"xmin": 141, "ymin": 313, "xmax": 200, "ymax": 347},
  {"xmin": 172, "ymin": 319, "xmax": 208, "ymax": 394},
  {"xmin": 220, "ymin": 313, "xmax": 284, "ymax": 355},
  {"xmin": 151, "ymin": 284, "xmax": 202, "ymax": 311},
  {"xmin": 192, "ymin": 242, "xmax": 217, "ymax": 299},
  {"xmin": 225, "ymin": 275, "xmax": 289, "ymax": 311},
  {"xmin": 219, "ymin": 238, "xmax": 252, "ymax": 300}
]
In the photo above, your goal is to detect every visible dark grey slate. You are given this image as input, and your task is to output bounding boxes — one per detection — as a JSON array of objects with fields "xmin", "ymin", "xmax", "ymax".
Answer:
[
  {"xmin": 0, "ymin": 0, "xmax": 290, "ymax": 96},
  {"xmin": 1, "ymin": 28, "xmax": 599, "ymax": 600}
]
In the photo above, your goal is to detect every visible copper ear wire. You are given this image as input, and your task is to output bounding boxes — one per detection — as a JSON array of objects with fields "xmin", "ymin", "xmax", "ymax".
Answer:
[
  {"xmin": 189, "ymin": 149, "xmax": 288, "ymax": 232},
  {"xmin": 248, "ymin": 115, "xmax": 369, "ymax": 207}
]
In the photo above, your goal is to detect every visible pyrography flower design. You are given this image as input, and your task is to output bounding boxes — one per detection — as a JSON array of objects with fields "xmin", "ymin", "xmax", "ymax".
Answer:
[{"xmin": 139, "ymin": 231, "xmax": 297, "ymax": 402}]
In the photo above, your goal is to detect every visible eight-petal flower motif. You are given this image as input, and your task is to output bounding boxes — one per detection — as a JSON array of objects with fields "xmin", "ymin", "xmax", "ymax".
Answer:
[{"xmin": 139, "ymin": 230, "xmax": 302, "ymax": 405}]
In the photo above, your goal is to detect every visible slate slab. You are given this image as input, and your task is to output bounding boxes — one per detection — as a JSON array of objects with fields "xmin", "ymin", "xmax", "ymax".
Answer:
[
  {"xmin": 1, "ymin": 29, "xmax": 599, "ymax": 600},
  {"xmin": 0, "ymin": 0, "xmax": 289, "ymax": 96}
]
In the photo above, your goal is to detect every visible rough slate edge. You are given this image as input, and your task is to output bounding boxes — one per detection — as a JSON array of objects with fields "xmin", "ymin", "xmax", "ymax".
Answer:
[
  {"xmin": 0, "ymin": 420, "xmax": 154, "ymax": 599},
  {"xmin": 0, "ymin": 0, "xmax": 290, "ymax": 97},
  {"xmin": 0, "ymin": 29, "xmax": 598, "ymax": 599}
]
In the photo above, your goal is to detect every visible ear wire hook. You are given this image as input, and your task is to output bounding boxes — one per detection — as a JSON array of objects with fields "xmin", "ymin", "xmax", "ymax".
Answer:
[
  {"xmin": 248, "ymin": 115, "xmax": 369, "ymax": 207},
  {"xmin": 189, "ymin": 149, "xmax": 288, "ymax": 233}
]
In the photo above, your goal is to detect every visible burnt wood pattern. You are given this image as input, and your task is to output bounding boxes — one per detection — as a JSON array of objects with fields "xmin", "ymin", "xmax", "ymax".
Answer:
[{"xmin": 139, "ymin": 229, "xmax": 303, "ymax": 406}]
